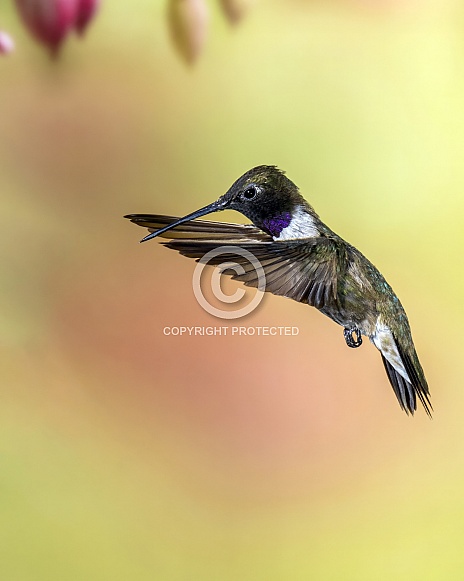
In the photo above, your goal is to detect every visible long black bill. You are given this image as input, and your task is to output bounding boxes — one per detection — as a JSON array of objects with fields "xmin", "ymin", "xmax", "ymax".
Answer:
[{"xmin": 139, "ymin": 199, "xmax": 226, "ymax": 243}]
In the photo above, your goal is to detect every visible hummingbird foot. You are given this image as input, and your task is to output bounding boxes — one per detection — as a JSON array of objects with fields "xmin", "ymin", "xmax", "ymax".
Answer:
[{"xmin": 344, "ymin": 327, "xmax": 363, "ymax": 348}]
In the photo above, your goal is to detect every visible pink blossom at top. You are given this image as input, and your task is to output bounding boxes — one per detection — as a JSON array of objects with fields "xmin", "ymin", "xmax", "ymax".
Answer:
[
  {"xmin": 14, "ymin": 0, "xmax": 100, "ymax": 55},
  {"xmin": 0, "ymin": 31, "xmax": 15, "ymax": 55},
  {"xmin": 15, "ymin": 0, "xmax": 78, "ymax": 55},
  {"xmin": 75, "ymin": 0, "xmax": 100, "ymax": 35}
]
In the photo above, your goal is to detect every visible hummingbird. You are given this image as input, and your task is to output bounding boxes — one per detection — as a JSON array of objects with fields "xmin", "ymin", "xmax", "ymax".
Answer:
[{"xmin": 125, "ymin": 166, "xmax": 432, "ymax": 416}]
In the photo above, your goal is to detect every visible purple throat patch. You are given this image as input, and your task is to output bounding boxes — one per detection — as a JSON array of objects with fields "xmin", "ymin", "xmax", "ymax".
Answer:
[{"xmin": 263, "ymin": 212, "xmax": 292, "ymax": 237}]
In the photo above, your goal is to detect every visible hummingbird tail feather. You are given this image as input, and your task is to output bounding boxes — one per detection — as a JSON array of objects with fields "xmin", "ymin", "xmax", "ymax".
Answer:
[
  {"xmin": 381, "ymin": 355, "xmax": 417, "ymax": 415},
  {"xmin": 396, "ymin": 341, "xmax": 433, "ymax": 417},
  {"xmin": 376, "ymin": 331, "xmax": 432, "ymax": 417}
]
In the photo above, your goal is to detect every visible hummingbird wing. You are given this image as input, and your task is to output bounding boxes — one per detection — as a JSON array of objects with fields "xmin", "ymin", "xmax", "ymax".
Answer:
[
  {"xmin": 126, "ymin": 215, "xmax": 342, "ymax": 311},
  {"xmin": 125, "ymin": 214, "xmax": 272, "ymax": 241},
  {"xmin": 168, "ymin": 239, "xmax": 340, "ymax": 310}
]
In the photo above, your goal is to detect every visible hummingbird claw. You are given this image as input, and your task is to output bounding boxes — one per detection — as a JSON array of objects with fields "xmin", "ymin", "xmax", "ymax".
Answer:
[{"xmin": 344, "ymin": 327, "xmax": 363, "ymax": 348}]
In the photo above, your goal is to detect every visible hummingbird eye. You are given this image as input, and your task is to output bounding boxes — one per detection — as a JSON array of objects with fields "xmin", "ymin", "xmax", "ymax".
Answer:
[{"xmin": 242, "ymin": 185, "xmax": 258, "ymax": 201}]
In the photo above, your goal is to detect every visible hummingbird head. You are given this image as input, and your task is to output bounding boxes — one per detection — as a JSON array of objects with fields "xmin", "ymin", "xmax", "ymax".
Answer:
[
  {"xmin": 218, "ymin": 165, "xmax": 318, "ymax": 238},
  {"xmin": 140, "ymin": 165, "xmax": 321, "ymax": 242}
]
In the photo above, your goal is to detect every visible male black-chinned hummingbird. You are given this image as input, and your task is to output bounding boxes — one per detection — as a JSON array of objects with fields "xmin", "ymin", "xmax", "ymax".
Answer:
[{"xmin": 125, "ymin": 166, "xmax": 432, "ymax": 416}]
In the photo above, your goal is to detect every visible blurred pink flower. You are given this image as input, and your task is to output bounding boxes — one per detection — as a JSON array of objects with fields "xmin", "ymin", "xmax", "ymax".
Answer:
[
  {"xmin": 75, "ymin": 0, "xmax": 100, "ymax": 35},
  {"xmin": 14, "ymin": 0, "xmax": 100, "ymax": 55},
  {"xmin": 15, "ymin": 0, "xmax": 77, "ymax": 54},
  {"xmin": 0, "ymin": 31, "xmax": 15, "ymax": 55}
]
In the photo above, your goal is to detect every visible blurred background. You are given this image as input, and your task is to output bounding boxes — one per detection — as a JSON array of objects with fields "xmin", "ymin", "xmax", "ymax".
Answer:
[{"xmin": 1, "ymin": 0, "xmax": 463, "ymax": 579}]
